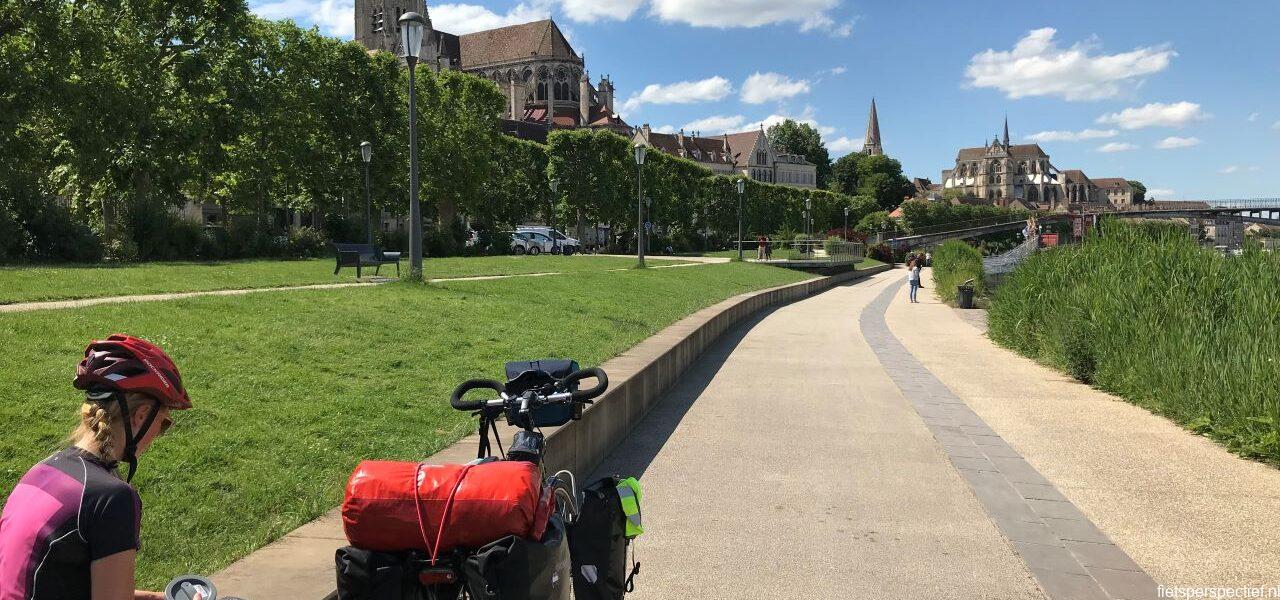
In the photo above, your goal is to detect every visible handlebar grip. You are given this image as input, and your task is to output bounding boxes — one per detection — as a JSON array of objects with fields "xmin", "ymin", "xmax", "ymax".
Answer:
[
  {"xmin": 450, "ymin": 379, "xmax": 505, "ymax": 411},
  {"xmin": 564, "ymin": 367, "xmax": 608, "ymax": 402}
]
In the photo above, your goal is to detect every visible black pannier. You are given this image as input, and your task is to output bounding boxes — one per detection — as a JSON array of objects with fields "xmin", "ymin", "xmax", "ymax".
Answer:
[
  {"xmin": 335, "ymin": 546, "xmax": 426, "ymax": 600},
  {"xmin": 463, "ymin": 515, "xmax": 572, "ymax": 600},
  {"xmin": 567, "ymin": 477, "xmax": 637, "ymax": 600}
]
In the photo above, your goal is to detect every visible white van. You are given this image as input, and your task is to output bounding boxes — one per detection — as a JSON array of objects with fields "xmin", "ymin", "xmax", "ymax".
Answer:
[{"xmin": 516, "ymin": 226, "xmax": 580, "ymax": 255}]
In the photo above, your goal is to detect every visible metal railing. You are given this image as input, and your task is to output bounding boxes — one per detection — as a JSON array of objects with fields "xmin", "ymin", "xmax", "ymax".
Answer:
[{"xmin": 747, "ymin": 239, "xmax": 864, "ymax": 264}]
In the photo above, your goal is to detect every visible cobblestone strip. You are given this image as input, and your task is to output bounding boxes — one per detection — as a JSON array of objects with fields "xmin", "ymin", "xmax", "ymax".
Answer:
[{"xmin": 860, "ymin": 277, "xmax": 1159, "ymax": 600}]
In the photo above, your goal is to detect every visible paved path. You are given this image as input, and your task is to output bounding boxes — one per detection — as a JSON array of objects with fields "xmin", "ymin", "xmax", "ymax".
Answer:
[
  {"xmin": 592, "ymin": 270, "xmax": 1045, "ymax": 598},
  {"xmin": 0, "ymin": 258, "xmax": 706, "ymax": 313},
  {"xmin": 886, "ymin": 271, "xmax": 1280, "ymax": 592}
]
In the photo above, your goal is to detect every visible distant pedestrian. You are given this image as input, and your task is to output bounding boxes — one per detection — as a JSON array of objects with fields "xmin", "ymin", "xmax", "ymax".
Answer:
[
  {"xmin": 908, "ymin": 257, "xmax": 922, "ymax": 303},
  {"xmin": 756, "ymin": 235, "xmax": 765, "ymax": 260},
  {"xmin": 764, "ymin": 235, "xmax": 773, "ymax": 259}
]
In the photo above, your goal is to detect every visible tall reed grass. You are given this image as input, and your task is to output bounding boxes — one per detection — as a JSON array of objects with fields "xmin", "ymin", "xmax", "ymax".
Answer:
[
  {"xmin": 988, "ymin": 220, "xmax": 1280, "ymax": 461},
  {"xmin": 931, "ymin": 240, "xmax": 985, "ymax": 304}
]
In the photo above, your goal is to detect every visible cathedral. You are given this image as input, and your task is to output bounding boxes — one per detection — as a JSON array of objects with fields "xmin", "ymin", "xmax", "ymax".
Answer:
[
  {"xmin": 355, "ymin": 0, "xmax": 629, "ymax": 138},
  {"xmin": 940, "ymin": 119, "xmax": 1132, "ymax": 211}
]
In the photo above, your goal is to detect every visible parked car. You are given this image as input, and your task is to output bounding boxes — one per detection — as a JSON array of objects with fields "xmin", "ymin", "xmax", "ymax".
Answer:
[
  {"xmin": 510, "ymin": 231, "xmax": 554, "ymax": 255},
  {"xmin": 516, "ymin": 226, "xmax": 580, "ymax": 255}
]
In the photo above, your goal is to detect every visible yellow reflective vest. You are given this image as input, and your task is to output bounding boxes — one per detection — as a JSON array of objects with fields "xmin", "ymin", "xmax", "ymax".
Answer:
[{"xmin": 615, "ymin": 477, "xmax": 643, "ymax": 538}]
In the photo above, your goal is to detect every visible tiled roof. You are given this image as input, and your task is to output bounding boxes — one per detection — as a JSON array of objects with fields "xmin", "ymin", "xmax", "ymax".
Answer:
[
  {"xmin": 724, "ymin": 130, "xmax": 763, "ymax": 167},
  {"xmin": 646, "ymin": 132, "xmax": 734, "ymax": 164},
  {"xmin": 1063, "ymin": 169, "xmax": 1093, "ymax": 184},
  {"xmin": 459, "ymin": 19, "xmax": 577, "ymax": 69},
  {"xmin": 1091, "ymin": 177, "xmax": 1129, "ymax": 190},
  {"xmin": 956, "ymin": 143, "xmax": 1049, "ymax": 161}
]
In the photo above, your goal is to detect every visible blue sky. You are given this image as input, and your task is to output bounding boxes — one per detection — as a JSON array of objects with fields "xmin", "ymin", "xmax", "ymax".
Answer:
[{"xmin": 251, "ymin": 0, "xmax": 1279, "ymax": 200}]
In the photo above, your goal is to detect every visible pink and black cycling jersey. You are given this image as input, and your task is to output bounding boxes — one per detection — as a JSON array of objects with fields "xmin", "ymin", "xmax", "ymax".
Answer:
[{"xmin": 0, "ymin": 447, "xmax": 141, "ymax": 600}]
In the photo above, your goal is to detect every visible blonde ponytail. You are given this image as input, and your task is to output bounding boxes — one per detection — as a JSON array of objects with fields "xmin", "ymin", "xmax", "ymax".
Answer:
[{"xmin": 69, "ymin": 393, "xmax": 155, "ymax": 462}]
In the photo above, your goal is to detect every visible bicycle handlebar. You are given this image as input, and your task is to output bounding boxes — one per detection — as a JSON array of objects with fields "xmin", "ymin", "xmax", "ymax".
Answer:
[
  {"xmin": 450, "ymin": 379, "xmax": 506, "ymax": 411},
  {"xmin": 563, "ymin": 367, "xmax": 608, "ymax": 402}
]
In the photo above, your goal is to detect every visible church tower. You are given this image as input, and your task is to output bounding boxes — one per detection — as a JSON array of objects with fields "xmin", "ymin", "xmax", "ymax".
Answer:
[
  {"xmin": 356, "ymin": 0, "xmax": 427, "ymax": 56},
  {"xmin": 862, "ymin": 98, "xmax": 883, "ymax": 156}
]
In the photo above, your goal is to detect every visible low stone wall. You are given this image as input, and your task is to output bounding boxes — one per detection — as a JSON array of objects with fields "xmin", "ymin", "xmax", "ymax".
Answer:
[{"xmin": 216, "ymin": 264, "xmax": 891, "ymax": 600}]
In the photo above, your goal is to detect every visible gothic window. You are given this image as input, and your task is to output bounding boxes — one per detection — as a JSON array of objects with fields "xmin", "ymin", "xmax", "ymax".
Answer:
[
  {"xmin": 1017, "ymin": 162, "xmax": 1026, "ymax": 175},
  {"xmin": 756, "ymin": 151, "xmax": 767, "ymax": 165},
  {"xmin": 996, "ymin": 175, "xmax": 1002, "ymax": 184},
  {"xmin": 536, "ymin": 81, "xmax": 547, "ymax": 101}
]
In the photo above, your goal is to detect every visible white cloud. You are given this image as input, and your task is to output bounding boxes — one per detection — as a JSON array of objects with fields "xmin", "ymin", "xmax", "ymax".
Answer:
[
  {"xmin": 681, "ymin": 115, "xmax": 746, "ymax": 134},
  {"xmin": 740, "ymin": 72, "xmax": 811, "ymax": 104},
  {"xmin": 1248, "ymin": 112, "xmax": 1260, "ymax": 122},
  {"xmin": 1155, "ymin": 136, "xmax": 1200, "ymax": 149},
  {"xmin": 1147, "ymin": 188, "xmax": 1174, "ymax": 198},
  {"xmin": 829, "ymin": 66, "xmax": 848, "ymax": 75},
  {"xmin": 1096, "ymin": 101, "xmax": 1209, "ymax": 130},
  {"xmin": 1096, "ymin": 142, "xmax": 1138, "ymax": 153},
  {"xmin": 1218, "ymin": 165, "xmax": 1261, "ymax": 174},
  {"xmin": 1273, "ymin": 121, "xmax": 1280, "ymax": 130},
  {"xmin": 253, "ymin": 0, "xmax": 355, "ymax": 37},
  {"xmin": 649, "ymin": 0, "xmax": 845, "ymax": 35},
  {"xmin": 964, "ymin": 27, "xmax": 1175, "ymax": 101},
  {"xmin": 827, "ymin": 136, "xmax": 863, "ymax": 154},
  {"xmin": 653, "ymin": 124, "xmax": 677, "ymax": 134},
  {"xmin": 558, "ymin": 0, "xmax": 644, "ymax": 22},
  {"xmin": 1025, "ymin": 128, "xmax": 1117, "ymax": 142},
  {"xmin": 431, "ymin": 2, "xmax": 550, "ymax": 35},
  {"xmin": 620, "ymin": 76, "xmax": 733, "ymax": 114}
]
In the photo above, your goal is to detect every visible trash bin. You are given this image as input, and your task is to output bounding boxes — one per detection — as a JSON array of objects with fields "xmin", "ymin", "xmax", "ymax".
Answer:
[{"xmin": 955, "ymin": 279, "xmax": 975, "ymax": 309}]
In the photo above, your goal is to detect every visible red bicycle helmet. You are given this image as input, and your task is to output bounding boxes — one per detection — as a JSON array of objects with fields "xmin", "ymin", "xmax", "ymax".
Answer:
[{"xmin": 73, "ymin": 334, "xmax": 192, "ymax": 409}]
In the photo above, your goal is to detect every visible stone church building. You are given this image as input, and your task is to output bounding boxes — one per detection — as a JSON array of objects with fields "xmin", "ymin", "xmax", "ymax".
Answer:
[
  {"xmin": 355, "ymin": 0, "xmax": 628, "ymax": 138},
  {"xmin": 941, "ymin": 119, "xmax": 1130, "ymax": 211},
  {"xmin": 632, "ymin": 125, "xmax": 818, "ymax": 189}
]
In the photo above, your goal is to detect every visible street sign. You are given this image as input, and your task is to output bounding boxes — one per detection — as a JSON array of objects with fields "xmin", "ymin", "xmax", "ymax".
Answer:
[{"xmin": 1041, "ymin": 233, "xmax": 1059, "ymax": 246}]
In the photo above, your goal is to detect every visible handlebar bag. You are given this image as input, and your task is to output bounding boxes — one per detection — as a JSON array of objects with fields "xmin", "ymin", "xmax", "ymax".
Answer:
[
  {"xmin": 343, "ymin": 460, "xmax": 545, "ymax": 556},
  {"xmin": 464, "ymin": 515, "xmax": 572, "ymax": 600},
  {"xmin": 504, "ymin": 359, "xmax": 580, "ymax": 427}
]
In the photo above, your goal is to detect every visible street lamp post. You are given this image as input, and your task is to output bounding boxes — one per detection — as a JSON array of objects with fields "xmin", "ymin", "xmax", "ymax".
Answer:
[
  {"xmin": 360, "ymin": 141, "xmax": 372, "ymax": 245},
  {"xmin": 549, "ymin": 178, "xmax": 559, "ymax": 254},
  {"xmin": 735, "ymin": 178, "xmax": 745, "ymax": 261},
  {"xmin": 399, "ymin": 12, "xmax": 427, "ymax": 280},
  {"xmin": 804, "ymin": 197, "xmax": 812, "ymax": 239},
  {"xmin": 633, "ymin": 143, "xmax": 647, "ymax": 268},
  {"xmin": 843, "ymin": 206, "xmax": 850, "ymax": 241}
]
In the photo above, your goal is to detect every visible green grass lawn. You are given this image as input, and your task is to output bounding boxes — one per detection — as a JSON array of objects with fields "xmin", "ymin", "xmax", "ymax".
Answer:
[
  {"xmin": 0, "ymin": 261, "xmax": 809, "ymax": 587},
  {"xmin": 0, "ymin": 255, "xmax": 692, "ymax": 304}
]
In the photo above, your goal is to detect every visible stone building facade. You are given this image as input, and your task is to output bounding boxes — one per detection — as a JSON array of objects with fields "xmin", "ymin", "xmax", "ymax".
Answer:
[
  {"xmin": 355, "ymin": 1, "xmax": 628, "ymax": 136},
  {"xmin": 941, "ymin": 119, "xmax": 1127, "ymax": 211},
  {"xmin": 632, "ymin": 126, "xmax": 817, "ymax": 188}
]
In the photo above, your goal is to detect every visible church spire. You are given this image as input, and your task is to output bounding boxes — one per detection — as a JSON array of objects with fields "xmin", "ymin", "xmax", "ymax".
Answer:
[
  {"xmin": 862, "ymin": 98, "xmax": 883, "ymax": 156},
  {"xmin": 1003, "ymin": 115, "xmax": 1010, "ymax": 149}
]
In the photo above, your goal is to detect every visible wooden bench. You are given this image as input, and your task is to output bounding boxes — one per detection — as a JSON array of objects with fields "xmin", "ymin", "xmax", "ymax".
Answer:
[{"xmin": 333, "ymin": 243, "xmax": 401, "ymax": 278}]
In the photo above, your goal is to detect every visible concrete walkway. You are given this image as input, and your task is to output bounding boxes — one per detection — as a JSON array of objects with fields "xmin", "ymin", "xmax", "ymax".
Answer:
[
  {"xmin": 591, "ymin": 270, "xmax": 1044, "ymax": 598},
  {"xmin": 885, "ymin": 270, "xmax": 1280, "ymax": 591}
]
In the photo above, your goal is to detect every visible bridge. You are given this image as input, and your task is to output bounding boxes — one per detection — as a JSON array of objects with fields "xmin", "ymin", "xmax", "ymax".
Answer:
[{"xmin": 873, "ymin": 198, "xmax": 1280, "ymax": 250}]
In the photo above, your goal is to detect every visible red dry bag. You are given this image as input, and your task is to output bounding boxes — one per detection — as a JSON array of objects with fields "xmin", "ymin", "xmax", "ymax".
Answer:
[{"xmin": 342, "ymin": 460, "xmax": 548, "ymax": 557}]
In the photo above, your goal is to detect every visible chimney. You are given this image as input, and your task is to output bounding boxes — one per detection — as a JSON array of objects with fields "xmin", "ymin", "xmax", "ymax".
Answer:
[
  {"xmin": 641, "ymin": 123, "xmax": 651, "ymax": 142},
  {"xmin": 579, "ymin": 70, "xmax": 590, "ymax": 126}
]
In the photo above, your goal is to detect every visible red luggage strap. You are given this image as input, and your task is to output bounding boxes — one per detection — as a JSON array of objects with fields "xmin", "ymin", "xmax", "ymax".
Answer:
[{"xmin": 413, "ymin": 462, "xmax": 474, "ymax": 565}]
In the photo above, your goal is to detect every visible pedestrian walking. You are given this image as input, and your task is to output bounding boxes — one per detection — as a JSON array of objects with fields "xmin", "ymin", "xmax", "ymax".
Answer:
[
  {"xmin": 756, "ymin": 235, "xmax": 765, "ymax": 260},
  {"xmin": 764, "ymin": 235, "xmax": 773, "ymax": 259},
  {"xmin": 907, "ymin": 257, "xmax": 922, "ymax": 303}
]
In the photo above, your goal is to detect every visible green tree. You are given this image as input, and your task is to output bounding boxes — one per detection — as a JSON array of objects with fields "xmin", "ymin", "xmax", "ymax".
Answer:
[
  {"xmin": 854, "ymin": 155, "xmax": 913, "ymax": 210},
  {"xmin": 1128, "ymin": 180, "xmax": 1147, "ymax": 202},
  {"xmin": 767, "ymin": 120, "xmax": 831, "ymax": 188},
  {"xmin": 828, "ymin": 152, "xmax": 864, "ymax": 195}
]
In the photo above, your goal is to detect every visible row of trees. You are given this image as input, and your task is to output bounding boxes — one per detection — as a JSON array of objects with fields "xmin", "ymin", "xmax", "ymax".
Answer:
[{"xmin": 0, "ymin": 0, "xmax": 922, "ymax": 263}]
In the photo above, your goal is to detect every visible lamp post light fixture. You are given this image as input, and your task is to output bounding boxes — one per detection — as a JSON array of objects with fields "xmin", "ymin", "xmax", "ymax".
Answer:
[
  {"xmin": 360, "ymin": 141, "xmax": 372, "ymax": 245},
  {"xmin": 804, "ymin": 197, "xmax": 812, "ymax": 239},
  {"xmin": 399, "ymin": 11, "xmax": 427, "ymax": 281},
  {"xmin": 843, "ymin": 206, "xmax": 850, "ymax": 241},
  {"xmin": 549, "ymin": 178, "xmax": 559, "ymax": 254},
  {"xmin": 735, "ymin": 177, "xmax": 746, "ymax": 261},
  {"xmin": 633, "ymin": 142, "xmax": 647, "ymax": 268}
]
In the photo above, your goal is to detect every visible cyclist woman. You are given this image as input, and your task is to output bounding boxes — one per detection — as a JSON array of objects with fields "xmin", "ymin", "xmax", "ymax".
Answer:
[{"xmin": 0, "ymin": 334, "xmax": 192, "ymax": 600}]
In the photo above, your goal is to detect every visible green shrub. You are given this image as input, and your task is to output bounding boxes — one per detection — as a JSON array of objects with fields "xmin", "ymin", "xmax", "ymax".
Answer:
[
  {"xmin": 286, "ymin": 227, "xmax": 329, "ymax": 258},
  {"xmin": 823, "ymin": 236, "xmax": 843, "ymax": 256},
  {"xmin": 988, "ymin": 219, "xmax": 1280, "ymax": 462},
  {"xmin": 931, "ymin": 239, "xmax": 984, "ymax": 304}
]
